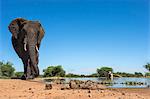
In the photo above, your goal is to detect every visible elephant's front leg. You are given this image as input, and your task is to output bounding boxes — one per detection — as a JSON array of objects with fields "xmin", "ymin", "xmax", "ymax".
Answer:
[
  {"xmin": 21, "ymin": 58, "xmax": 32, "ymax": 80},
  {"xmin": 28, "ymin": 45, "xmax": 39, "ymax": 77}
]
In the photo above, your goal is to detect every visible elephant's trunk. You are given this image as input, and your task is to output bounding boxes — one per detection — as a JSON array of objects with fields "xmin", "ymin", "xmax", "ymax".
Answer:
[{"xmin": 28, "ymin": 44, "xmax": 39, "ymax": 77}]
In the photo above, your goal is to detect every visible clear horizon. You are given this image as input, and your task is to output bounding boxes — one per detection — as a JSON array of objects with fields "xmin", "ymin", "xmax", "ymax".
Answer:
[{"xmin": 0, "ymin": 0, "xmax": 149, "ymax": 74}]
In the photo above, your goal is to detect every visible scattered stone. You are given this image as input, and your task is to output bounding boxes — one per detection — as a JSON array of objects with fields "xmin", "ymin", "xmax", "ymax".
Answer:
[
  {"xmin": 69, "ymin": 80, "xmax": 106, "ymax": 90},
  {"xmin": 89, "ymin": 84, "xmax": 97, "ymax": 90},
  {"xmin": 28, "ymin": 88, "xmax": 32, "ymax": 90},
  {"xmin": 69, "ymin": 80, "xmax": 79, "ymax": 89},
  {"xmin": 100, "ymin": 90, "xmax": 104, "ymax": 93},
  {"xmin": 45, "ymin": 83, "xmax": 52, "ymax": 90},
  {"xmin": 88, "ymin": 90, "xmax": 91, "ymax": 93},
  {"xmin": 45, "ymin": 79, "xmax": 106, "ymax": 90},
  {"xmin": 88, "ymin": 94, "xmax": 91, "ymax": 98},
  {"xmin": 61, "ymin": 84, "xmax": 70, "ymax": 90},
  {"xmin": 53, "ymin": 79, "xmax": 65, "ymax": 84},
  {"xmin": 122, "ymin": 92, "xmax": 125, "ymax": 95}
]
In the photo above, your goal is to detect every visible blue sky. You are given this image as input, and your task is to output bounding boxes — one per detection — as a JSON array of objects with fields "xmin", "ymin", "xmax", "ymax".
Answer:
[{"xmin": 0, "ymin": 0, "xmax": 149, "ymax": 74}]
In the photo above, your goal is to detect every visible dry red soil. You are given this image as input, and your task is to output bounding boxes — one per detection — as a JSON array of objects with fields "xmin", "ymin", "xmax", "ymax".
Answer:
[{"xmin": 0, "ymin": 79, "xmax": 149, "ymax": 99}]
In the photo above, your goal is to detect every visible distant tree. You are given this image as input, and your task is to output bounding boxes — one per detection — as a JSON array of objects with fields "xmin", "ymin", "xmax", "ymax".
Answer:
[
  {"xmin": 87, "ymin": 73, "xmax": 98, "ymax": 77},
  {"xmin": 0, "ymin": 61, "xmax": 2, "ymax": 77},
  {"xmin": 65, "ymin": 73, "xmax": 81, "ymax": 77},
  {"xmin": 52, "ymin": 66, "xmax": 66, "ymax": 77},
  {"xmin": 134, "ymin": 72, "xmax": 143, "ymax": 77},
  {"xmin": 115, "ymin": 72, "xmax": 135, "ymax": 77},
  {"xmin": 144, "ymin": 63, "xmax": 150, "ymax": 72},
  {"xmin": 43, "ymin": 66, "xmax": 54, "ymax": 77},
  {"xmin": 15, "ymin": 72, "xmax": 24, "ymax": 78},
  {"xmin": 43, "ymin": 65, "xmax": 65, "ymax": 77},
  {"xmin": 145, "ymin": 72, "xmax": 150, "ymax": 77},
  {"xmin": 97, "ymin": 67, "xmax": 113, "ymax": 77},
  {"xmin": 0, "ymin": 61, "xmax": 15, "ymax": 77}
]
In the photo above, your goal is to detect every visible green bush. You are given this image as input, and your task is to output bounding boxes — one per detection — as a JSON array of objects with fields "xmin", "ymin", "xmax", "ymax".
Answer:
[
  {"xmin": 0, "ymin": 61, "xmax": 15, "ymax": 77},
  {"xmin": 15, "ymin": 72, "xmax": 24, "ymax": 78},
  {"xmin": 43, "ymin": 65, "xmax": 65, "ymax": 77},
  {"xmin": 145, "ymin": 72, "xmax": 150, "ymax": 77},
  {"xmin": 134, "ymin": 72, "xmax": 143, "ymax": 77}
]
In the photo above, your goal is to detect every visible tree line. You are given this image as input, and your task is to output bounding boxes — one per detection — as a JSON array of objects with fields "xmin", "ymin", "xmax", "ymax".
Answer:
[{"xmin": 0, "ymin": 60, "xmax": 150, "ymax": 78}]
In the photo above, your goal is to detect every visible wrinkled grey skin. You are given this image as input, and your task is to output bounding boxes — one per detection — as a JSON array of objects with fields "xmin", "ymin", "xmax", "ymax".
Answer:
[{"xmin": 8, "ymin": 18, "xmax": 45, "ymax": 80}]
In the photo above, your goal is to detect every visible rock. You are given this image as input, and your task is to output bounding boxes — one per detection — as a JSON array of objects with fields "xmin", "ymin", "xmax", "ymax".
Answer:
[
  {"xmin": 53, "ymin": 80, "xmax": 61, "ymax": 84},
  {"xmin": 75, "ymin": 80, "xmax": 84, "ymax": 84},
  {"xmin": 122, "ymin": 92, "xmax": 125, "ymax": 95},
  {"xmin": 88, "ymin": 84, "xmax": 97, "ymax": 90},
  {"xmin": 100, "ymin": 90, "xmax": 104, "ymax": 93},
  {"xmin": 61, "ymin": 84, "xmax": 70, "ymax": 90},
  {"xmin": 88, "ymin": 90, "xmax": 91, "ymax": 93},
  {"xmin": 28, "ymin": 88, "xmax": 32, "ymax": 90},
  {"xmin": 53, "ymin": 79, "xmax": 65, "ymax": 84},
  {"xmin": 45, "ymin": 83, "xmax": 52, "ymax": 90},
  {"xmin": 79, "ymin": 83, "xmax": 88, "ymax": 89},
  {"xmin": 88, "ymin": 94, "xmax": 92, "ymax": 98},
  {"xmin": 68, "ymin": 80, "xmax": 106, "ymax": 90},
  {"xmin": 69, "ymin": 80, "xmax": 79, "ymax": 89},
  {"xmin": 85, "ymin": 80, "xmax": 93, "ymax": 85}
]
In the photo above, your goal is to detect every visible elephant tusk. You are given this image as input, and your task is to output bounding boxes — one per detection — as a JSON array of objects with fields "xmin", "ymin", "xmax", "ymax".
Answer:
[
  {"xmin": 24, "ymin": 43, "xmax": 27, "ymax": 51},
  {"xmin": 24, "ymin": 36, "xmax": 27, "ymax": 51},
  {"xmin": 36, "ymin": 46, "xmax": 39, "ymax": 52}
]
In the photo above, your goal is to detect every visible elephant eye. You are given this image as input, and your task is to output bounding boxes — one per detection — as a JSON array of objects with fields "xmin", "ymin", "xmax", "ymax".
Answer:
[{"xmin": 12, "ymin": 27, "xmax": 15, "ymax": 29}]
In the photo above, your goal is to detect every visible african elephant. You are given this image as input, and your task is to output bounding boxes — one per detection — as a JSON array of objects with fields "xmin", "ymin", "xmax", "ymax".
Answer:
[{"xmin": 8, "ymin": 18, "xmax": 45, "ymax": 80}]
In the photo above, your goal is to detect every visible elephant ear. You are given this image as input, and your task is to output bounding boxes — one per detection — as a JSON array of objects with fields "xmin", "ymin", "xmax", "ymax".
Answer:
[
  {"xmin": 37, "ymin": 23, "xmax": 45, "ymax": 48},
  {"xmin": 8, "ymin": 18, "xmax": 27, "ymax": 39}
]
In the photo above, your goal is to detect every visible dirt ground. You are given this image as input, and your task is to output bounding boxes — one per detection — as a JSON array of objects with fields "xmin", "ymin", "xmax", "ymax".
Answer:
[{"xmin": 0, "ymin": 79, "xmax": 149, "ymax": 99}]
